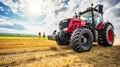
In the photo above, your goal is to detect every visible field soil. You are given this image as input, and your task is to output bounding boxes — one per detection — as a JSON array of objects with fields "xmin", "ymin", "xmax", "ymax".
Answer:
[{"xmin": 0, "ymin": 37, "xmax": 120, "ymax": 67}]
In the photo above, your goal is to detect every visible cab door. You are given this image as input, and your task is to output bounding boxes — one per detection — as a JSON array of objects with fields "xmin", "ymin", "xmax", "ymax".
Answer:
[{"xmin": 94, "ymin": 11, "xmax": 103, "ymax": 28}]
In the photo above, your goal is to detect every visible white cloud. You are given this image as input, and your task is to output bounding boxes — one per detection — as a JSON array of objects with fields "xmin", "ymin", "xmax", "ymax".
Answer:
[
  {"xmin": 0, "ymin": 6, "xmax": 4, "ymax": 11},
  {"xmin": 1, "ymin": 0, "xmax": 21, "ymax": 15},
  {"xmin": 0, "ymin": 28, "xmax": 37, "ymax": 35},
  {"xmin": 0, "ymin": 0, "xmax": 120, "ymax": 36}
]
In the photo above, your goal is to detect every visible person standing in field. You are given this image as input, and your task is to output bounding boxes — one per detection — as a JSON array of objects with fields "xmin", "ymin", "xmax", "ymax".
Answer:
[
  {"xmin": 38, "ymin": 32, "xmax": 41, "ymax": 38},
  {"xmin": 43, "ymin": 32, "xmax": 45, "ymax": 38}
]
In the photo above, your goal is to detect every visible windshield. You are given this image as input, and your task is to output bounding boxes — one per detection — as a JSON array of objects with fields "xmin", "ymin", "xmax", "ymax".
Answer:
[{"xmin": 81, "ymin": 11, "xmax": 92, "ymax": 23}]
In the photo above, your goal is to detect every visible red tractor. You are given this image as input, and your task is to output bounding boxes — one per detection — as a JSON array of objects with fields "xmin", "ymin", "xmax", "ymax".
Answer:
[{"xmin": 48, "ymin": 4, "xmax": 114, "ymax": 52}]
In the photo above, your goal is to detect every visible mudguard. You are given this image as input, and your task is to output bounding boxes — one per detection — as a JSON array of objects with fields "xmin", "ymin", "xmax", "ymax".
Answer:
[{"xmin": 102, "ymin": 22, "xmax": 114, "ymax": 30}]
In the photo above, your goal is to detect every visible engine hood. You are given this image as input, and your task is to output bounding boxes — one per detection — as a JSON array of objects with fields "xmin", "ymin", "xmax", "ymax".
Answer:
[
  {"xmin": 67, "ymin": 18, "xmax": 87, "ymax": 33},
  {"xmin": 59, "ymin": 18, "xmax": 87, "ymax": 32}
]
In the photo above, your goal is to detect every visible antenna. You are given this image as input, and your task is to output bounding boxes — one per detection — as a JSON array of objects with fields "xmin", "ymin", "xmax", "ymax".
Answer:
[
  {"xmin": 91, "ymin": 3, "xmax": 93, "ymax": 7},
  {"xmin": 90, "ymin": 0, "xmax": 93, "ymax": 7}
]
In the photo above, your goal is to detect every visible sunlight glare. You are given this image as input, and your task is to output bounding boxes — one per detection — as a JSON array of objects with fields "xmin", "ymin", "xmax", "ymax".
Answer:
[{"xmin": 26, "ymin": 0, "xmax": 43, "ymax": 17}]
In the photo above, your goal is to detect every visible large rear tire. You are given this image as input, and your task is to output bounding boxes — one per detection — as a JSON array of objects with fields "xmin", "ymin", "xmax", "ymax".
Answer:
[
  {"xmin": 56, "ymin": 32, "xmax": 69, "ymax": 45},
  {"xmin": 70, "ymin": 27, "xmax": 93, "ymax": 52},
  {"xmin": 98, "ymin": 24, "xmax": 114, "ymax": 47}
]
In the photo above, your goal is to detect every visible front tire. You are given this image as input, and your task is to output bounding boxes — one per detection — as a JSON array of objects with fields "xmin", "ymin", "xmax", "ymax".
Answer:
[
  {"xmin": 70, "ymin": 27, "xmax": 93, "ymax": 52},
  {"xmin": 98, "ymin": 24, "xmax": 114, "ymax": 47},
  {"xmin": 56, "ymin": 32, "xmax": 69, "ymax": 45}
]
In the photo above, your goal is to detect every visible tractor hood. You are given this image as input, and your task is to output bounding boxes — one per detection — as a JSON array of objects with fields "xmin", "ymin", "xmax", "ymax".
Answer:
[
  {"xmin": 59, "ymin": 18, "xmax": 86, "ymax": 32},
  {"xmin": 67, "ymin": 18, "xmax": 87, "ymax": 33}
]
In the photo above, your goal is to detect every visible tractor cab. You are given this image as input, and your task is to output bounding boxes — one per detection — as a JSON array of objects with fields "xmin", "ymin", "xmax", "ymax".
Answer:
[
  {"xmin": 80, "ymin": 10, "xmax": 103, "ymax": 27},
  {"xmin": 78, "ymin": 4, "xmax": 104, "ymax": 29}
]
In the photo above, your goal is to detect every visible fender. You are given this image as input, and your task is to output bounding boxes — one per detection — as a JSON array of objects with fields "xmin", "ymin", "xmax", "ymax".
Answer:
[
  {"xmin": 102, "ymin": 22, "xmax": 114, "ymax": 29},
  {"xmin": 97, "ymin": 22, "xmax": 104, "ymax": 30}
]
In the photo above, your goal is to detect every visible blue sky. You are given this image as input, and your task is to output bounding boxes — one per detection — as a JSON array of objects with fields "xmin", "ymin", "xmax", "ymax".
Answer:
[{"xmin": 0, "ymin": 0, "xmax": 120, "ymax": 36}]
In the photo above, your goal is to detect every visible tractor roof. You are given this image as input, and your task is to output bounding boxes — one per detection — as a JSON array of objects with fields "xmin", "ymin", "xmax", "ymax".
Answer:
[{"xmin": 79, "ymin": 7, "xmax": 102, "ymax": 15}]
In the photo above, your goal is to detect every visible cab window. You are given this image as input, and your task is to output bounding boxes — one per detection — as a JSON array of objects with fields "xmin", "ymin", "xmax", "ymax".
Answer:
[
  {"xmin": 94, "ymin": 11, "xmax": 103, "ymax": 26},
  {"xmin": 80, "ymin": 11, "xmax": 92, "ymax": 24}
]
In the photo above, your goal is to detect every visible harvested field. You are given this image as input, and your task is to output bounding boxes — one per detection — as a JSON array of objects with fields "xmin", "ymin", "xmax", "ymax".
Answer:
[{"xmin": 0, "ymin": 37, "xmax": 120, "ymax": 67}]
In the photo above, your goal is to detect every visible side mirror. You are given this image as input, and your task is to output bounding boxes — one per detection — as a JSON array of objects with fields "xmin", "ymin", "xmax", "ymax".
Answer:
[{"xmin": 98, "ymin": 5, "xmax": 103, "ymax": 13}]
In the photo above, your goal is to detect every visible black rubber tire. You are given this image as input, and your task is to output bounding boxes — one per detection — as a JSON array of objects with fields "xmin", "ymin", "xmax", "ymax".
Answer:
[
  {"xmin": 56, "ymin": 32, "xmax": 69, "ymax": 45},
  {"xmin": 98, "ymin": 24, "xmax": 114, "ymax": 47},
  {"xmin": 70, "ymin": 27, "xmax": 93, "ymax": 52}
]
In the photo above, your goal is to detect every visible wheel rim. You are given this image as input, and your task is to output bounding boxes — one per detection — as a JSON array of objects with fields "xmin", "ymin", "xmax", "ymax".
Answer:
[
  {"xmin": 81, "ymin": 33, "xmax": 90, "ymax": 46},
  {"xmin": 108, "ymin": 29, "xmax": 113, "ymax": 43},
  {"xmin": 81, "ymin": 36, "xmax": 87, "ymax": 44}
]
